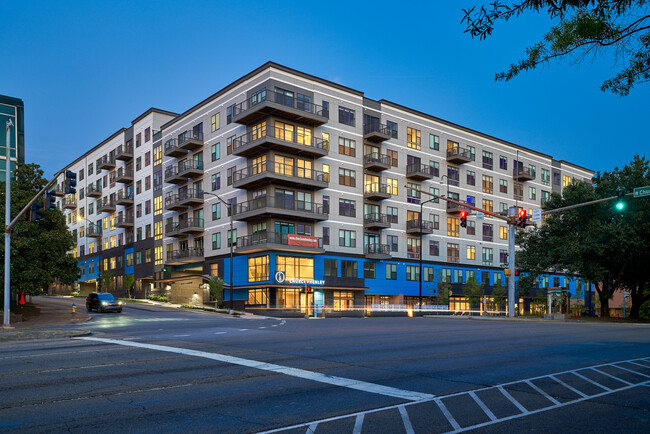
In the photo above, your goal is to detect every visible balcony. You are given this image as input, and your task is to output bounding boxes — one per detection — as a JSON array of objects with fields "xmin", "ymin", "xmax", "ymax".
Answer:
[
  {"xmin": 406, "ymin": 163, "xmax": 434, "ymax": 181},
  {"xmin": 165, "ymin": 161, "xmax": 204, "ymax": 184},
  {"xmin": 166, "ymin": 248, "xmax": 205, "ymax": 265},
  {"xmin": 86, "ymin": 184, "xmax": 102, "ymax": 198},
  {"xmin": 233, "ymin": 196, "xmax": 328, "ymax": 222},
  {"xmin": 363, "ymin": 153, "xmax": 392, "ymax": 172},
  {"xmin": 97, "ymin": 198, "xmax": 116, "ymax": 213},
  {"xmin": 86, "ymin": 223, "xmax": 102, "ymax": 238},
  {"xmin": 364, "ymin": 183, "xmax": 392, "ymax": 201},
  {"xmin": 363, "ymin": 123, "xmax": 392, "ymax": 142},
  {"xmin": 231, "ymin": 126, "xmax": 329, "ymax": 158},
  {"xmin": 233, "ymin": 162, "xmax": 329, "ymax": 190},
  {"xmin": 364, "ymin": 213, "xmax": 391, "ymax": 230},
  {"xmin": 96, "ymin": 155, "xmax": 116, "ymax": 171},
  {"xmin": 163, "ymin": 138, "xmax": 188, "ymax": 158},
  {"xmin": 115, "ymin": 144, "xmax": 134, "ymax": 161},
  {"xmin": 116, "ymin": 189, "xmax": 134, "ymax": 206},
  {"xmin": 235, "ymin": 231, "xmax": 324, "ymax": 254},
  {"xmin": 165, "ymin": 218, "xmax": 204, "ymax": 237},
  {"xmin": 232, "ymin": 89, "xmax": 328, "ymax": 126},
  {"xmin": 52, "ymin": 184, "xmax": 66, "ymax": 197},
  {"xmin": 446, "ymin": 201, "xmax": 469, "ymax": 215},
  {"xmin": 115, "ymin": 165, "xmax": 133, "ymax": 183},
  {"xmin": 514, "ymin": 167, "xmax": 536, "ymax": 182},
  {"xmin": 179, "ymin": 189, "xmax": 204, "ymax": 207},
  {"xmin": 164, "ymin": 194, "xmax": 184, "ymax": 211},
  {"xmin": 62, "ymin": 197, "xmax": 76, "ymax": 209},
  {"xmin": 406, "ymin": 219, "xmax": 434, "ymax": 235},
  {"xmin": 115, "ymin": 215, "xmax": 134, "ymax": 228},
  {"xmin": 365, "ymin": 244, "xmax": 391, "ymax": 260},
  {"xmin": 446, "ymin": 147, "xmax": 472, "ymax": 165},
  {"xmin": 177, "ymin": 130, "xmax": 204, "ymax": 151}
]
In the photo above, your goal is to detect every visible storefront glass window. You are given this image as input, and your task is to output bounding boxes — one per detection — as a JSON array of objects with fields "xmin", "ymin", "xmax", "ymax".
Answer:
[{"xmin": 276, "ymin": 256, "xmax": 314, "ymax": 280}]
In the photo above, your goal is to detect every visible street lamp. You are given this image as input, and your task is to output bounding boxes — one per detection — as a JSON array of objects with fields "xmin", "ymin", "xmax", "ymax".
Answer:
[
  {"xmin": 418, "ymin": 194, "xmax": 437, "ymax": 312},
  {"xmin": 203, "ymin": 191, "xmax": 234, "ymax": 312},
  {"xmin": 439, "ymin": 174, "xmax": 449, "ymax": 198}
]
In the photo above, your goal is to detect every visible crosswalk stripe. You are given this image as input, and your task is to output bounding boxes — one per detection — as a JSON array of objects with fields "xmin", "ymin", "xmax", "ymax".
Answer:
[
  {"xmin": 353, "ymin": 414, "xmax": 364, "ymax": 434},
  {"xmin": 398, "ymin": 405, "xmax": 415, "ymax": 434},
  {"xmin": 435, "ymin": 398, "xmax": 461, "ymax": 431},
  {"xmin": 524, "ymin": 380, "xmax": 561, "ymax": 406},
  {"xmin": 590, "ymin": 367, "xmax": 633, "ymax": 386},
  {"xmin": 549, "ymin": 375, "xmax": 588, "ymax": 398},
  {"xmin": 571, "ymin": 370, "xmax": 612, "ymax": 391},
  {"xmin": 497, "ymin": 386, "xmax": 528, "ymax": 414},
  {"xmin": 613, "ymin": 363, "xmax": 650, "ymax": 378},
  {"xmin": 469, "ymin": 391, "xmax": 497, "ymax": 421}
]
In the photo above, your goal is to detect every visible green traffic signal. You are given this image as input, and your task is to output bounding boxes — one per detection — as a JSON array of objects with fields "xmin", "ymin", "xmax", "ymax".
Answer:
[{"xmin": 616, "ymin": 201, "xmax": 625, "ymax": 211}]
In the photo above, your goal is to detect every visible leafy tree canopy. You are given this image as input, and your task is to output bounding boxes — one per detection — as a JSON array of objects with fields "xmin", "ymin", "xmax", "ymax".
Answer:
[{"xmin": 462, "ymin": 1, "xmax": 650, "ymax": 95}]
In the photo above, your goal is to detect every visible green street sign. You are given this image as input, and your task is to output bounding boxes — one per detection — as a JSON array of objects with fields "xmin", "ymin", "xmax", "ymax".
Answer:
[{"xmin": 634, "ymin": 186, "xmax": 650, "ymax": 198}]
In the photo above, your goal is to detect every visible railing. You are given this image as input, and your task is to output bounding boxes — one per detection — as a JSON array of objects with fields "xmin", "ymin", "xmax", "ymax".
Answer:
[
  {"xmin": 363, "ymin": 152, "xmax": 393, "ymax": 167},
  {"xmin": 231, "ymin": 126, "xmax": 329, "ymax": 153},
  {"xmin": 407, "ymin": 219, "xmax": 434, "ymax": 231},
  {"xmin": 115, "ymin": 144, "xmax": 133, "ymax": 157},
  {"xmin": 86, "ymin": 223, "xmax": 102, "ymax": 236},
  {"xmin": 98, "ymin": 198, "xmax": 116, "ymax": 209},
  {"xmin": 363, "ymin": 123, "xmax": 391, "ymax": 136},
  {"xmin": 233, "ymin": 161, "xmax": 329, "ymax": 184},
  {"xmin": 116, "ymin": 189, "xmax": 133, "ymax": 201},
  {"xmin": 178, "ymin": 159, "xmax": 204, "ymax": 173},
  {"xmin": 514, "ymin": 167, "xmax": 536, "ymax": 179},
  {"xmin": 236, "ymin": 231, "xmax": 323, "ymax": 249},
  {"xmin": 447, "ymin": 201, "xmax": 469, "ymax": 211},
  {"xmin": 96, "ymin": 155, "xmax": 115, "ymax": 168},
  {"xmin": 363, "ymin": 213, "xmax": 390, "ymax": 225},
  {"xmin": 116, "ymin": 165, "xmax": 133, "ymax": 179},
  {"xmin": 233, "ymin": 196, "xmax": 327, "ymax": 217},
  {"xmin": 62, "ymin": 197, "xmax": 77, "ymax": 207},
  {"xmin": 115, "ymin": 215, "xmax": 134, "ymax": 225},
  {"xmin": 233, "ymin": 89, "xmax": 328, "ymax": 118},
  {"xmin": 364, "ymin": 183, "xmax": 391, "ymax": 195},
  {"xmin": 178, "ymin": 129, "xmax": 204, "ymax": 145},
  {"xmin": 447, "ymin": 146, "xmax": 470, "ymax": 159},
  {"xmin": 365, "ymin": 244, "xmax": 391, "ymax": 255},
  {"xmin": 169, "ymin": 248, "xmax": 204, "ymax": 261},
  {"xmin": 87, "ymin": 184, "xmax": 101, "ymax": 195},
  {"xmin": 406, "ymin": 163, "xmax": 433, "ymax": 175},
  {"xmin": 166, "ymin": 218, "xmax": 204, "ymax": 233}
]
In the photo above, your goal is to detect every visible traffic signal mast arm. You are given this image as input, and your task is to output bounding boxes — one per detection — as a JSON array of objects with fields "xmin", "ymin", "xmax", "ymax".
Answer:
[
  {"xmin": 409, "ymin": 187, "xmax": 512, "ymax": 222},
  {"xmin": 541, "ymin": 192, "xmax": 634, "ymax": 216},
  {"xmin": 5, "ymin": 169, "xmax": 66, "ymax": 234}
]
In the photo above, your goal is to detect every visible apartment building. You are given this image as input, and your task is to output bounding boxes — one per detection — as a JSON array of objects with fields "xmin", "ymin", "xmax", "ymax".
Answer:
[
  {"xmin": 0, "ymin": 95, "xmax": 25, "ymax": 180},
  {"xmin": 57, "ymin": 62, "xmax": 593, "ymax": 310}
]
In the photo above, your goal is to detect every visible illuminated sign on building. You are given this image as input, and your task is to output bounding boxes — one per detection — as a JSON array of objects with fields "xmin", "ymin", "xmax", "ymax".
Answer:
[{"xmin": 275, "ymin": 271, "xmax": 324, "ymax": 286}]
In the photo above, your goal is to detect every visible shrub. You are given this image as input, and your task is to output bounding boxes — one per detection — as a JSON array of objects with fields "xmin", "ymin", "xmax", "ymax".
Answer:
[{"xmin": 148, "ymin": 295, "xmax": 169, "ymax": 303}]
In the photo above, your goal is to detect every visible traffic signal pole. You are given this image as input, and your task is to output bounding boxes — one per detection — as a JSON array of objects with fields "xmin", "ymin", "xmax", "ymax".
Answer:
[{"xmin": 508, "ymin": 207, "xmax": 517, "ymax": 317}]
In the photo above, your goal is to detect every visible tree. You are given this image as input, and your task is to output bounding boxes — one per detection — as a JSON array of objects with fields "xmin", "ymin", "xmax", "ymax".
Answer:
[
  {"xmin": 427, "ymin": 269, "xmax": 452, "ymax": 305},
  {"xmin": 462, "ymin": 1, "xmax": 650, "ymax": 95},
  {"xmin": 0, "ymin": 163, "xmax": 78, "ymax": 305},
  {"xmin": 124, "ymin": 274, "xmax": 135, "ymax": 299},
  {"xmin": 102, "ymin": 270, "xmax": 114, "ymax": 293},
  {"xmin": 491, "ymin": 282, "xmax": 507, "ymax": 312},
  {"xmin": 208, "ymin": 276, "xmax": 224, "ymax": 301},
  {"xmin": 464, "ymin": 274, "xmax": 484, "ymax": 308}
]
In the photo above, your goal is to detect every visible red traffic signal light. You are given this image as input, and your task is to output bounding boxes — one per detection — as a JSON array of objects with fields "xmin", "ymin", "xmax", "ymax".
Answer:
[
  {"xmin": 517, "ymin": 209, "xmax": 527, "ymax": 227},
  {"xmin": 459, "ymin": 210, "xmax": 467, "ymax": 228}
]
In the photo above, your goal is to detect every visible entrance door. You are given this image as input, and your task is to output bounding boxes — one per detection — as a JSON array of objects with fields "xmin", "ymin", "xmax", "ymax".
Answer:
[{"xmin": 300, "ymin": 292, "xmax": 314, "ymax": 316}]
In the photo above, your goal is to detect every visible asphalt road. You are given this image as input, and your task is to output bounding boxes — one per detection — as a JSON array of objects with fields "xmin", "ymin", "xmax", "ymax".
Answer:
[{"xmin": 1, "ymin": 297, "xmax": 649, "ymax": 433}]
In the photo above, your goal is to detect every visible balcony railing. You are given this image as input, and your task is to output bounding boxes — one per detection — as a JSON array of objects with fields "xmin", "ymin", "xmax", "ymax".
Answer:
[
  {"xmin": 115, "ymin": 144, "xmax": 134, "ymax": 160},
  {"xmin": 178, "ymin": 159, "xmax": 203, "ymax": 175},
  {"xmin": 62, "ymin": 197, "xmax": 77, "ymax": 209},
  {"xmin": 86, "ymin": 223, "xmax": 102, "ymax": 238},
  {"xmin": 86, "ymin": 184, "xmax": 102, "ymax": 197},
  {"xmin": 363, "ymin": 123, "xmax": 392, "ymax": 142},
  {"xmin": 177, "ymin": 130, "xmax": 204, "ymax": 150},
  {"xmin": 116, "ymin": 189, "xmax": 134, "ymax": 205},
  {"xmin": 232, "ymin": 89, "xmax": 328, "ymax": 124},
  {"xmin": 446, "ymin": 146, "xmax": 472, "ymax": 164},
  {"xmin": 363, "ymin": 152, "xmax": 393, "ymax": 169},
  {"xmin": 115, "ymin": 215, "xmax": 134, "ymax": 226},
  {"xmin": 163, "ymin": 189, "xmax": 204, "ymax": 208},
  {"xmin": 96, "ymin": 155, "xmax": 116, "ymax": 170},
  {"xmin": 168, "ymin": 248, "xmax": 204, "ymax": 261},
  {"xmin": 236, "ymin": 231, "xmax": 324, "ymax": 250},
  {"xmin": 166, "ymin": 218, "xmax": 204, "ymax": 235},
  {"xmin": 363, "ymin": 213, "xmax": 391, "ymax": 226},
  {"xmin": 231, "ymin": 125, "xmax": 329, "ymax": 156},
  {"xmin": 116, "ymin": 165, "xmax": 133, "ymax": 182},
  {"xmin": 97, "ymin": 198, "xmax": 116, "ymax": 212},
  {"xmin": 514, "ymin": 167, "xmax": 536, "ymax": 181},
  {"xmin": 406, "ymin": 219, "xmax": 434, "ymax": 232},
  {"xmin": 233, "ymin": 196, "xmax": 328, "ymax": 219},
  {"xmin": 232, "ymin": 161, "xmax": 329, "ymax": 187},
  {"xmin": 364, "ymin": 244, "xmax": 391, "ymax": 256},
  {"xmin": 406, "ymin": 163, "xmax": 434, "ymax": 179}
]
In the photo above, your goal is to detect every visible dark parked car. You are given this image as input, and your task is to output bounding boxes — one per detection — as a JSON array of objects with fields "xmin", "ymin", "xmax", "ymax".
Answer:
[{"xmin": 86, "ymin": 293, "xmax": 123, "ymax": 313}]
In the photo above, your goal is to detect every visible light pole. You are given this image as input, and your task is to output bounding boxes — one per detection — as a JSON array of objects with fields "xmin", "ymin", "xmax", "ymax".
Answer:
[
  {"xmin": 439, "ymin": 174, "xmax": 449, "ymax": 199},
  {"xmin": 204, "ymin": 191, "xmax": 234, "ymax": 312},
  {"xmin": 418, "ymin": 195, "xmax": 437, "ymax": 312},
  {"xmin": 3, "ymin": 119, "xmax": 13, "ymax": 328}
]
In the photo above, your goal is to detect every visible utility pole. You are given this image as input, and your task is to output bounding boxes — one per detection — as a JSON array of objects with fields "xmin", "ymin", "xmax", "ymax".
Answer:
[
  {"xmin": 3, "ymin": 119, "xmax": 13, "ymax": 328},
  {"xmin": 507, "ymin": 207, "xmax": 517, "ymax": 317}
]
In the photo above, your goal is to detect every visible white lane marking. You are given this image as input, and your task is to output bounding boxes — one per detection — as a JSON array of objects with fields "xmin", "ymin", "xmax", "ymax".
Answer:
[
  {"xmin": 239, "ymin": 329, "xmax": 248, "ymax": 332},
  {"xmin": 172, "ymin": 335, "xmax": 190, "ymax": 337},
  {"xmin": 469, "ymin": 391, "xmax": 497, "ymax": 421},
  {"xmin": 628, "ymin": 360, "xmax": 650, "ymax": 369},
  {"xmin": 436, "ymin": 398, "xmax": 461, "ymax": 431},
  {"xmin": 549, "ymin": 375, "xmax": 588, "ymax": 398},
  {"xmin": 613, "ymin": 363, "xmax": 650, "ymax": 378},
  {"xmin": 259, "ymin": 327, "xmax": 267, "ymax": 329},
  {"xmin": 398, "ymin": 405, "xmax": 415, "ymax": 434},
  {"xmin": 571, "ymin": 370, "xmax": 612, "ymax": 391},
  {"xmin": 590, "ymin": 367, "xmax": 633, "ymax": 386},
  {"xmin": 123, "ymin": 337, "xmax": 142, "ymax": 341},
  {"xmin": 214, "ymin": 332, "xmax": 226, "ymax": 335},
  {"xmin": 76, "ymin": 337, "xmax": 434, "ymax": 401},
  {"xmin": 271, "ymin": 325, "xmax": 278, "ymax": 327},
  {"xmin": 524, "ymin": 380, "xmax": 561, "ymax": 406},
  {"xmin": 352, "ymin": 414, "xmax": 364, "ymax": 434},
  {"xmin": 498, "ymin": 386, "xmax": 528, "ymax": 413},
  {"xmin": 40, "ymin": 362, "xmax": 129, "ymax": 373},
  {"xmin": 305, "ymin": 422, "xmax": 318, "ymax": 433}
]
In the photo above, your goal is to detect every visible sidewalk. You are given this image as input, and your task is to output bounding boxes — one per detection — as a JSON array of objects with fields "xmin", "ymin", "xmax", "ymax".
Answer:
[{"xmin": 0, "ymin": 298, "xmax": 92, "ymax": 341}]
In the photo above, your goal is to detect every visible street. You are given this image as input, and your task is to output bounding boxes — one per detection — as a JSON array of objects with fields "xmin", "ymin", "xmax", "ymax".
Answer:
[{"xmin": 0, "ymin": 297, "xmax": 649, "ymax": 433}]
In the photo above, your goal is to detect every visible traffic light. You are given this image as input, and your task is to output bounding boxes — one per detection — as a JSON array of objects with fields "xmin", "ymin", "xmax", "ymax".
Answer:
[
  {"xmin": 30, "ymin": 202, "xmax": 42, "ymax": 222},
  {"xmin": 65, "ymin": 170, "xmax": 77, "ymax": 194},
  {"xmin": 517, "ymin": 209, "xmax": 527, "ymax": 228},
  {"xmin": 459, "ymin": 210, "xmax": 467, "ymax": 228},
  {"xmin": 45, "ymin": 190, "xmax": 56, "ymax": 211},
  {"xmin": 615, "ymin": 187, "xmax": 625, "ymax": 211}
]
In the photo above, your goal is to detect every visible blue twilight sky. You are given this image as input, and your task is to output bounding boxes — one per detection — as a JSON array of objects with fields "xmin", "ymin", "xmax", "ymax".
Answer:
[{"xmin": 1, "ymin": 0, "xmax": 647, "ymax": 178}]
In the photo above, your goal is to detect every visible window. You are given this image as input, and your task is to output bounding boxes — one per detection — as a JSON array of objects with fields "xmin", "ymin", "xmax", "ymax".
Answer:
[
  {"xmin": 482, "ymin": 199, "xmax": 493, "ymax": 213},
  {"xmin": 341, "ymin": 260, "xmax": 358, "ymax": 278},
  {"xmin": 386, "ymin": 178, "xmax": 398, "ymax": 195},
  {"xmin": 429, "ymin": 240, "xmax": 439, "ymax": 256},
  {"xmin": 363, "ymin": 262, "xmax": 376, "ymax": 279},
  {"xmin": 387, "ymin": 235, "xmax": 398, "ymax": 252},
  {"xmin": 88, "ymin": 163, "xmax": 94, "ymax": 175},
  {"xmin": 324, "ymin": 259, "xmax": 337, "ymax": 277},
  {"xmin": 145, "ymin": 176, "xmax": 151, "ymax": 191},
  {"xmin": 482, "ymin": 175, "xmax": 493, "ymax": 194},
  {"xmin": 276, "ymin": 256, "xmax": 314, "ymax": 280},
  {"xmin": 482, "ymin": 247, "xmax": 494, "ymax": 266},
  {"xmin": 467, "ymin": 245, "xmax": 476, "ymax": 260},
  {"xmin": 500, "ymin": 226, "xmax": 508, "ymax": 240},
  {"xmin": 145, "ymin": 127, "xmax": 151, "ymax": 142},
  {"xmin": 212, "ymin": 173, "xmax": 221, "ymax": 190},
  {"xmin": 553, "ymin": 171, "xmax": 561, "ymax": 185},
  {"xmin": 499, "ymin": 155, "xmax": 508, "ymax": 170},
  {"xmin": 499, "ymin": 179, "xmax": 508, "ymax": 194},
  {"xmin": 386, "ymin": 206, "xmax": 398, "ymax": 223},
  {"xmin": 339, "ymin": 229, "xmax": 356, "ymax": 247},
  {"xmin": 247, "ymin": 255, "xmax": 269, "ymax": 282},
  {"xmin": 386, "ymin": 149, "xmax": 398, "ymax": 166},
  {"xmin": 145, "ymin": 151, "xmax": 151, "ymax": 167},
  {"xmin": 338, "ymin": 168, "xmax": 356, "ymax": 187},
  {"xmin": 541, "ymin": 168, "xmax": 550, "ymax": 186},
  {"xmin": 429, "ymin": 134, "xmax": 439, "ymax": 150},
  {"xmin": 482, "ymin": 151, "xmax": 494, "ymax": 170},
  {"xmin": 386, "ymin": 264, "xmax": 397, "ymax": 280},
  {"xmin": 447, "ymin": 243, "xmax": 460, "ymax": 263},
  {"xmin": 541, "ymin": 190, "xmax": 551, "ymax": 205},
  {"xmin": 466, "ymin": 170, "xmax": 475, "ymax": 186},
  {"xmin": 563, "ymin": 175, "xmax": 571, "ymax": 187},
  {"xmin": 514, "ymin": 182, "xmax": 523, "ymax": 200},
  {"xmin": 211, "ymin": 113, "xmax": 220, "ymax": 132},
  {"xmin": 154, "ymin": 196, "xmax": 162, "ymax": 216},
  {"xmin": 227, "ymin": 166, "xmax": 235, "ymax": 186},
  {"xmin": 211, "ymin": 143, "xmax": 220, "ymax": 161},
  {"xmin": 386, "ymin": 120, "xmax": 398, "ymax": 138},
  {"xmin": 407, "ymin": 237, "xmax": 420, "ymax": 259},
  {"xmin": 424, "ymin": 267, "xmax": 434, "ymax": 282},
  {"xmin": 338, "ymin": 106, "xmax": 355, "ymax": 126},
  {"xmin": 407, "ymin": 127, "xmax": 421, "ymax": 150},
  {"xmin": 500, "ymin": 249, "xmax": 508, "ymax": 265},
  {"xmin": 407, "ymin": 182, "xmax": 420, "ymax": 204},
  {"xmin": 406, "ymin": 265, "xmax": 420, "ymax": 281},
  {"xmin": 483, "ymin": 223, "xmax": 493, "ymax": 242},
  {"xmin": 447, "ymin": 217, "xmax": 459, "ymax": 237},
  {"xmin": 226, "ymin": 104, "xmax": 234, "ymax": 124},
  {"xmin": 212, "ymin": 233, "xmax": 221, "ymax": 250},
  {"xmin": 323, "ymin": 227, "xmax": 330, "ymax": 245},
  {"xmin": 338, "ymin": 137, "xmax": 356, "ymax": 157},
  {"xmin": 136, "ymin": 133, "xmax": 141, "ymax": 148},
  {"xmin": 529, "ymin": 186, "xmax": 537, "ymax": 200},
  {"xmin": 339, "ymin": 199, "xmax": 356, "ymax": 217},
  {"xmin": 136, "ymin": 157, "xmax": 142, "ymax": 171}
]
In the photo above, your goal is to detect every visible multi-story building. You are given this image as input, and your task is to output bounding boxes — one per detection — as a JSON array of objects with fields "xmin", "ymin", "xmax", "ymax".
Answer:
[
  {"xmin": 0, "ymin": 95, "xmax": 25, "ymax": 180},
  {"xmin": 56, "ymin": 62, "xmax": 593, "ymax": 311}
]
